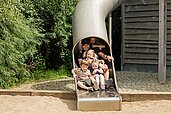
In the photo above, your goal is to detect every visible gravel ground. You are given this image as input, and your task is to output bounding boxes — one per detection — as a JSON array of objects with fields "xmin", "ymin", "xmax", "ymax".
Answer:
[
  {"xmin": 12, "ymin": 71, "xmax": 171, "ymax": 93},
  {"xmin": 116, "ymin": 71, "xmax": 171, "ymax": 92},
  {"xmin": 31, "ymin": 79, "xmax": 75, "ymax": 91}
]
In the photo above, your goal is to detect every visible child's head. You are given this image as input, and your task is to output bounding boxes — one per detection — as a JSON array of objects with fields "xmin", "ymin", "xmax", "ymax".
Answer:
[
  {"xmin": 87, "ymin": 49, "xmax": 96, "ymax": 59},
  {"xmin": 81, "ymin": 38, "xmax": 89, "ymax": 51},
  {"xmin": 80, "ymin": 59, "xmax": 89, "ymax": 72},
  {"xmin": 92, "ymin": 61, "xmax": 99, "ymax": 70}
]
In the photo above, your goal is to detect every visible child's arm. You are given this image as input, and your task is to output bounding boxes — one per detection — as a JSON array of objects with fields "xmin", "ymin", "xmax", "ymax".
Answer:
[
  {"xmin": 92, "ymin": 69, "xmax": 97, "ymax": 74},
  {"xmin": 86, "ymin": 70, "xmax": 92, "ymax": 77},
  {"xmin": 88, "ymin": 73, "xmax": 93, "ymax": 78},
  {"xmin": 98, "ymin": 68, "xmax": 104, "ymax": 74}
]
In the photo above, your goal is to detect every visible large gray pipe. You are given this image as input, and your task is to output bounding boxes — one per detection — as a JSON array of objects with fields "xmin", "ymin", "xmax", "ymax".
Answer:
[{"xmin": 72, "ymin": 0, "xmax": 126, "ymax": 45}]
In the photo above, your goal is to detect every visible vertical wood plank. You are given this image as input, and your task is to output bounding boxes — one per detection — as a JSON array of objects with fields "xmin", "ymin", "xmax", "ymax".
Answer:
[{"xmin": 158, "ymin": 0, "xmax": 167, "ymax": 83}]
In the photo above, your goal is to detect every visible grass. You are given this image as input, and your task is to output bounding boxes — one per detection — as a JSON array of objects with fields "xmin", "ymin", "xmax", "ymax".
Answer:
[
  {"xmin": 5, "ymin": 69, "xmax": 71, "ymax": 89},
  {"xmin": 32, "ymin": 69, "xmax": 71, "ymax": 82}
]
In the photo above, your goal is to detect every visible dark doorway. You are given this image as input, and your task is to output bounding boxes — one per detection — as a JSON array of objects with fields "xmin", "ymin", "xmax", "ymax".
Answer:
[{"xmin": 112, "ymin": 6, "xmax": 121, "ymax": 71}]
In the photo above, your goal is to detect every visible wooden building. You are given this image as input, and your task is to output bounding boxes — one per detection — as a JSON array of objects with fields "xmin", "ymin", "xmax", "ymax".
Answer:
[{"xmin": 121, "ymin": 0, "xmax": 170, "ymax": 82}]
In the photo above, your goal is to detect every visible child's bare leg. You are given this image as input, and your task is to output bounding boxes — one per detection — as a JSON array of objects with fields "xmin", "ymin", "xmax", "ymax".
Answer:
[
  {"xmin": 100, "ymin": 64, "xmax": 109, "ymax": 81},
  {"xmin": 77, "ymin": 81, "xmax": 93, "ymax": 91},
  {"xmin": 95, "ymin": 74, "xmax": 100, "ymax": 90},
  {"xmin": 90, "ymin": 75, "xmax": 98, "ymax": 90},
  {"xmin": 100, "ymin": 74, "xmax": 105, "ymax": 90},
  {"xmin": 104, "ymin": 69, "xmax": 109, "ymax": 81},
  {"xmin": 90, "ymin": 76, "xmax": 96, "ymax": 84},
  {"xmin": 104, "ymin": 64, "xmax": 109, "ymax": 81}
]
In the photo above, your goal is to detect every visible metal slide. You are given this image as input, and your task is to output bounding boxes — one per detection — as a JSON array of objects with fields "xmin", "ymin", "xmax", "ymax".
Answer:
[{"xmin": 72, "ymin": 0, "xmax": 125, "ymax": 111}]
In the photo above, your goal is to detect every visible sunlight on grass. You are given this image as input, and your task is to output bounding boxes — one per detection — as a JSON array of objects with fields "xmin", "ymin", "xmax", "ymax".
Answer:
[{"xmin": 33, "ymin": 68, "xmax": 71, "ymax": 81}]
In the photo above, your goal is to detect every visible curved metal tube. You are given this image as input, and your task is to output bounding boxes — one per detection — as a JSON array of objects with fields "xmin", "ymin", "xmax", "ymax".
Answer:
[
  {"xmin": 72, "ymin": 0, "xmax": 126, "ymax": 111},
  {"xmin": 72, "ymin": 0, "xmax": 125, "ymax": 45}
]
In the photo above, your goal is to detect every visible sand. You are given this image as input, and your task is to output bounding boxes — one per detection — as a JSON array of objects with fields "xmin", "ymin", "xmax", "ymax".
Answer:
[
  {"xmin": 0, "ymin": 95, "xmax": 171, "ymax": 114},
  {"xmin": 2, "ymin": 76, "xmax": 171, "ymax": 114}
]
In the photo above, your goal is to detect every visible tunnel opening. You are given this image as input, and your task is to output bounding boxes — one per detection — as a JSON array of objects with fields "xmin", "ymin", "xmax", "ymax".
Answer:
[{"xmin": 111, "ymin": 6, "xmax": 122, "ymax": 71}]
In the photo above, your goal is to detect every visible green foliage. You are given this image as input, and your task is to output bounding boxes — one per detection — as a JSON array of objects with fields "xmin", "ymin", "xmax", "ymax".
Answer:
[
  {"xmin": 31, "ymin": 0, "xmax": 78, "ymax": 70},
  {"xmin": 0, "ymin": 0, "xmax": 79, "ymax": 88},
  {"xmin": 17, "ymin": 0, "xmax": 43, "ymax": 32},
  {"xmin": 0, "ymin": 0, "xmax": 40, "ymax": 88}
]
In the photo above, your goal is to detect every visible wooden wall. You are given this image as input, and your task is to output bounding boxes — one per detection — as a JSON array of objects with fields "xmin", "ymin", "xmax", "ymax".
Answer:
[
  {"xmin": 121, "ymin": 0, "xmax": 166, "ymax": 72},
  {"xmin": 167, "ymin": 0, "xmax": 171, "ymax": 66}
]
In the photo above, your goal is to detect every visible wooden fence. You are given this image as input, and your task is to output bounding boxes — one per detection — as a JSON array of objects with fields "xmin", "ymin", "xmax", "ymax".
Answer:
[{"xmin": 121, "ymin": 0, "xmax": 170, "ymax": 82}]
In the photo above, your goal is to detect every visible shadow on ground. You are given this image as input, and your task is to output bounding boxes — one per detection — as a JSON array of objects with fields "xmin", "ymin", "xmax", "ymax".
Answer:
[{"xmin": 61, "ymin": 99, "xmax": 77, "ymax": 111}]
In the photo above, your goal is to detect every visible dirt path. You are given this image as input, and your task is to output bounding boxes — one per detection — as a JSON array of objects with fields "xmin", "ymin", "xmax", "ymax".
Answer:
[{"xmin": 0, "ymin": 95, "xmax": 170, "ymax": 114}]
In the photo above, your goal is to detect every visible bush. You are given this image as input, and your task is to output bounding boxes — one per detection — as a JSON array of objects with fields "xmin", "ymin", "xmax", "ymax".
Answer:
[
  {"xmin": 0, "ymin": 0, "xmax": 40, "ymax": 88},
  {"xmin": 32, "ymin": 0, "xmax": 78, "ymax": 70}
]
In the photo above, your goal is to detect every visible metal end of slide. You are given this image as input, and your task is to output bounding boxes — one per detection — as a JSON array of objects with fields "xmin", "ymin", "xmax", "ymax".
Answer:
[{"xmin": 72, "ymin": 0, "xmax": 125, "ymax": 111}]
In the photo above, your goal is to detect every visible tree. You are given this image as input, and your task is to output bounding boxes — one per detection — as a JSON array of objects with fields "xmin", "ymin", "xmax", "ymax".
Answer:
[
  {"xmin": 31, "ymin": 0, "xmax": 78, "ymax": 70},
  {"xmin": 0, "ymin": 0, "xmax": 40, "ymax": 88}
]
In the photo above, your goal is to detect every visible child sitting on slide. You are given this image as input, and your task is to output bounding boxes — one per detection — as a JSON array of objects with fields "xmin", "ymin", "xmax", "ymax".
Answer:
[
  {"xmin": 87, "ymin": 49, "xmax": 110, "ymax": 84},
  {"xmin": 91, "ymin": 60, "xmax": 105, "ymax": 90},
  {"xmin": 72, "ymin": 60, "xmax": 95, "ymax": 91},
  {"xmin": 85, "ymin": 49, "xmax": 98, "ymax": 72},
  {"xmin": 85, "ymin": 49, "xmax": 106, "ymax": 90}
]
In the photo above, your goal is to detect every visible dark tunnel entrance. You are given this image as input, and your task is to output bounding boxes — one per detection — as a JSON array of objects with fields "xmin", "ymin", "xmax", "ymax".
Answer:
[{"xmin": 112, "ymin": 6, "xmax": 122, "ymax": 71}]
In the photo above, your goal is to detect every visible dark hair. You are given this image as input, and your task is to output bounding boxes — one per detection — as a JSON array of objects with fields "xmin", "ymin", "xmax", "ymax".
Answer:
[{"xmin": 81, "ymin": 38, "xmax": 89, "ymax": 45}]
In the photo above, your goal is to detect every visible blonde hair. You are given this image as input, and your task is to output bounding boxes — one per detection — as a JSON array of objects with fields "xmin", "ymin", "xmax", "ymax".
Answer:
[
  {"xmin": 92, "ymin": 60, "xmax": 99, "ymax": 66},
  {"xmin": 87, "ymin": 49, "xmax": 97, "ymax": 58},
  {"xmin": 80, "ymin": 59, "xmax": 89, "ymax": 66}
]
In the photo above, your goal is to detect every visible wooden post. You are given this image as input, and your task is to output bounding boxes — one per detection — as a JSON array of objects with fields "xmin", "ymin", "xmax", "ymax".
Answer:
[{"xmin": 158, "ymin": 0, "xmax": 167, "ymax": 83}]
